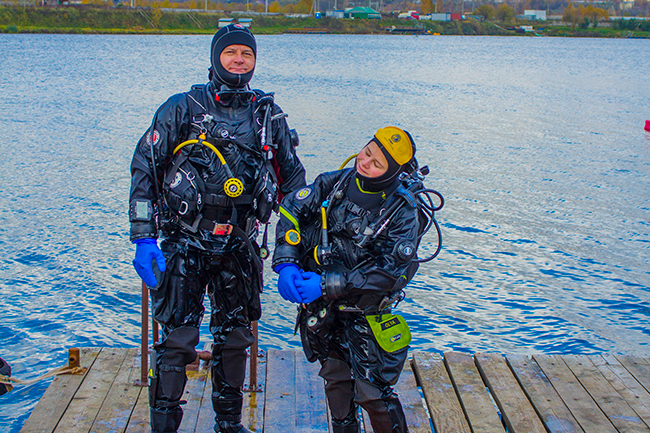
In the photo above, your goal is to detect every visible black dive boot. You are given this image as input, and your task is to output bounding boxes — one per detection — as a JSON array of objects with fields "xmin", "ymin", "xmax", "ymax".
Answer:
[
  {"xmin": 213, "ymin": 397, "xmax": 252, "ymax": 433},
  {"xmin": 332, "ymin": 424, "xmax": 361, "ymax": 433},
  {"xmin": 363, "ymin": 397, "xmax": 408, "ymax": 433},
  {"xmin": 331, "ymin": 407, "xmax": 361, "ymax": 433},
  {"xmin": 150, "ymin": 407, "xmax": 183, "ymax": 433},
  {"xmin": 215, "ymin": 419, "xmax": 253, "ymax": 433}
]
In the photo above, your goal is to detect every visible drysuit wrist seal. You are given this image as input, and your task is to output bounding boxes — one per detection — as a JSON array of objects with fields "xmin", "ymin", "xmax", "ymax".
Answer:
[{"xmin": 322, "ymin": 272, "xmax": 346, "ymax": 300}]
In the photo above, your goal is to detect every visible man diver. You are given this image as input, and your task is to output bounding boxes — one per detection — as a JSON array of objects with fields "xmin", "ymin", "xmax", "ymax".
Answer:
[
  {"xmin": 273, "ymin": 127, "xmax": 421, "ymax": 433},
  {"xmin": 129, "ymin": 24, "xmax": 306, "ymax": 433}
]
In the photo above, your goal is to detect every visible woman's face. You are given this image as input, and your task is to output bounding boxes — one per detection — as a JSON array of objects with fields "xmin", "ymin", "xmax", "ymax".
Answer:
[{"xmin": 356, "ymin": 141, "xmax": 388, "ymax": 178}]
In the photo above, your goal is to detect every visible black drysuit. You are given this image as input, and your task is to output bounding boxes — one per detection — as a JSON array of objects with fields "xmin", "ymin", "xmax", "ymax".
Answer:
[
  {"xmin": 273, "ymin": 169, "xmax": 420, "ymax": 433},
  {"xmin": 129, "ymin": 81, "xmax": 305, "ymax": 432}
]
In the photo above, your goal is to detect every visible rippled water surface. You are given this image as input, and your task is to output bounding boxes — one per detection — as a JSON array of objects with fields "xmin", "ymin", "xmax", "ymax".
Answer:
[{"xmin": 0, "ymin": 33, "xmax": 649, "ymax": 431}]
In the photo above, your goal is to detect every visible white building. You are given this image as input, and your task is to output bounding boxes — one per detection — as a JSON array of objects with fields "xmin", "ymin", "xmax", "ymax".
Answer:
[
  {"xmin": 218, "ymin": 18, "xmax": 236, "ymax": 28},
  {"xmin": 620, "ymin": 0, "xmax": 634, "ymax": 10},
  {"xmin": 523, "ymin": 10, "xmax": 546, "ymax": 20}
]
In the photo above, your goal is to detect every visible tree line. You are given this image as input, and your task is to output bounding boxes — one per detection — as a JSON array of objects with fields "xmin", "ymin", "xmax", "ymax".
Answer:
[{"xmin": 7, "ymin": 0, "xmax": 649, "ymax": 21}]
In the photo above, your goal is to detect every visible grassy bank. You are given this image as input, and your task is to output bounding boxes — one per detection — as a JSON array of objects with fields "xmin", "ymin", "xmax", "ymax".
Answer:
[
  {"xmin": 0, "ymin": 5, "xmax": 648, "ymax": 37},
  {"xmin": 0, "ymin": 5, "xmax": 509, "ymax": 35}
]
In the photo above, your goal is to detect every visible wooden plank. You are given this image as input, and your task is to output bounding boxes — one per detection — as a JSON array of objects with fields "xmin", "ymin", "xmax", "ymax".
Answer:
[
  {"xmin": 362, "ymin": 407, "xmax": 374, "ymax": 432},
  {"xmin": 193, "ymin": 367, "xmax": 216, "ymax": 433},
  {"xmin": 362, "ymin": 358, "xmax": 432, "ymax": 433},
  {"xmin": 411, "ymin": 351, "xmax": 470, "ymax": 433},
  {"xmin": 396, "ymin": 359, "xmax": 431, "ymax": 432},
  {"xmin": 563, "ymin": 355, "xmax": 650, "ymax": 433},
  {"xmin": 618, "ymin": 356, "xmax": 650, "ymax": 395},
  {"xmin": 124, "ymin": 347, "xmax": 150, "ymax": 433},
  {"xmin": 177, "ymin": 366, "xmax": 209, "ymax": 433},
  {"xmin": 596, "ymin": 355, "xmax": 650, "ymax": 429},
  {"xmin": 534, "ymin": 355, "xmax": 618, "ymax": 433},
  {"xmin": 263, "ymin": 349, "xmax": 297, "ymax": 430},
  {"xmin": 54, "ymin": 347, "xmax": 130, "ymax": 433},
  {"xmin": 507, "ymin": 355, "xmax": 584, "ymax": 433},
  {"xmin": 124, "ymin": 385, "xmax": 151, "ymax": 433},
  {"xmin": 20, "ymin": 347, "xmax": 102, "ymax": 433},
  {"xmin": 193, "ymin": 347, "xmax": 267, "ymax": 432},
  {"xmin": 295, "ymin": 351, "xmax": 328, "ymax": 432},
  {"xmin": 91, "ymin": 347, "xmax": 142, "ymax": 433},
  {"xmin": 444, "ymin": 351, "xmax": 505, "ymax": 433},
  {"xmin": 326, "ymin": 400, "xmax": 334, "ymax": 433},
  {"xmin": 243, "ymin": 350, "xmax": 266, "ymax": 433},
  {"xmin": 475, "ymin": 352, "xmax": 547, "ymax": 433}
]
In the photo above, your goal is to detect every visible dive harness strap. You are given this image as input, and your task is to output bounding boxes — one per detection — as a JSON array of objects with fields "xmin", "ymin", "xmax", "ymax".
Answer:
[{"xmin": 193, "ymin": 219, "xmax": 263, "ymax": 274}]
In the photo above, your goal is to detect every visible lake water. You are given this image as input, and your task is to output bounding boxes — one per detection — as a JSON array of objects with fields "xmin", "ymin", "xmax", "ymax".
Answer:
[{"xmin": 0, "ymin": 33, "xmax": 649, "ymax": 431}]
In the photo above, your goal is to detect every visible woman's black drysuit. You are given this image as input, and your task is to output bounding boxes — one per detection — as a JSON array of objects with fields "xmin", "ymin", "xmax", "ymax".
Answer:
[{"xmin": 273, "ymin": 168, "xmax": 421, "ymax": 433}]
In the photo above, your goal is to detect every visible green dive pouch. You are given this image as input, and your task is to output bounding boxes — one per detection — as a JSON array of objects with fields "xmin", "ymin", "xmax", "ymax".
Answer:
[{"xmin": 366, "ymin": 314, "xmax": 411, "ymax": 353}]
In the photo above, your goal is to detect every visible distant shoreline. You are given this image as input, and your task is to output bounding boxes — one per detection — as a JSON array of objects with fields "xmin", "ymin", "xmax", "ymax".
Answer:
[{"xmin": 1, "ymin": 5, "xmax": 648, "ymax": 38}]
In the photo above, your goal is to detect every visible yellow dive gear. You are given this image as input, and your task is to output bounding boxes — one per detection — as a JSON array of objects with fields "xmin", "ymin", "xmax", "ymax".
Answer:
[
  {"xmin": 366, "ymin": 314, "xmax": 411, "ymax": 353},
  {"xmin": 373, "ymin": 126, "xmax": 414, "ymax": 165},
  {"xmin": 285, "ymin": 229, "xmax": 301, "ymax": 246},
  {"xmin": 173, "ymin": 133, "xmax": 243, "ymax": 198},
  {"xmin": 224, "ymin": 178, "xmax": 244, "ymax": 198},
  {"xmin": 339, "ymin": 153, "xmax": 358, "ymax": 170}
]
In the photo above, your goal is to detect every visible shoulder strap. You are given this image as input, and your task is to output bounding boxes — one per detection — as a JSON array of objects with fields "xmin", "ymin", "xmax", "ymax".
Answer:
[
  {"xmin": 325, "ymin": 169, "xmax": 356, "ymax": 208},
  {"xmin": 164, "ymin": 151, "xmax": 189, "ymax": 185}
]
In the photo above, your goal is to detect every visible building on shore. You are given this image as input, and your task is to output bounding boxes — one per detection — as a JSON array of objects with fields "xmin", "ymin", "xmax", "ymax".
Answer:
[
  {"xmin": 523, "ymin": 9, "xmax": 547, "ymax": 21},
  {"xmin": 344, "ymin": 6, "xmax": 381, "ymax": 19}
]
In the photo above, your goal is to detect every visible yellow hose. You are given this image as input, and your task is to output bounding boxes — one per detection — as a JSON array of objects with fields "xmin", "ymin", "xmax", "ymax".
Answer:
[
  {"xmin": 321, "ymin": 207, "xmax": 327, "ymax": 229},
  {"xmin": 339, "ymin": 153, "xmax": 358, "ymax": 170},
  {"xmin": 173, "ymin": 139, "xmax": 227, "ymax": 166}
]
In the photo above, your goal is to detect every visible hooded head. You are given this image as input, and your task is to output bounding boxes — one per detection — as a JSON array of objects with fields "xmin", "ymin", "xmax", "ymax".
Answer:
[
  {"xmin": 209, "ymin": 24, "xmax": 257, "ymax": 89},
  {"xmin": 355, "ymin": 126, "xmax": 416, "ymax": 193}
]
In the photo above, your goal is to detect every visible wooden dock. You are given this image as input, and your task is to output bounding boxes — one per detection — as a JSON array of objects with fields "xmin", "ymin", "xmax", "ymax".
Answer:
[{"xmin": 19, "ymin": 348, "xmax": 650, "ymax": 432}]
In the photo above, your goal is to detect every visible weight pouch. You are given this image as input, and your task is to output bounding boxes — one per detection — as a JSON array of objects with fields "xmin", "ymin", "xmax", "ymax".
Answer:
[{"xmin": 366, "ymin": 314, "xmax": 411, "ymax": 353}]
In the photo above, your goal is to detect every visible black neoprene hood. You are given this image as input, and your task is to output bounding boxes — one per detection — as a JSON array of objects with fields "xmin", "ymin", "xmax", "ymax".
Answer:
[{"xmin": 210, "ymin": 24, "xmax": 257, "ymax": 89}]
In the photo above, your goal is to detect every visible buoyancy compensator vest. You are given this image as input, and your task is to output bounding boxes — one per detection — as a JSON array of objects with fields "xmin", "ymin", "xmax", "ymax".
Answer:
[
  {"xmin": 163, "ymin": 141, "xmax": 206, "ymax": 230},
  {"xmin": 160, "ymin": 88, "xmax": 289, "ymax": 235}
]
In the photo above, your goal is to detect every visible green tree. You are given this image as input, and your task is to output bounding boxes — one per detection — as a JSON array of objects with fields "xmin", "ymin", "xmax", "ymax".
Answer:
[
  {"xmin": 268, "ymin": 0, "xmax": 280, "ymax": 12},
  {"xmin": 474, "ymin": 4, "xmax": 495, "ymax": 19},
  {"xmin": 294, "ymin": 0, "xmax": 312, "ymax": 13},
  {"xmin": 563, "ymin": 3, "xmax": 582, "ymax": 30},
  {"xmin": 151, "ymin": 5, "xmax": 162, "ymax": 26},
  {"xmin": 422, "ymin": 0, "xmax": 433, "ymax": 14},
  {"xmin": 584, "ymin": 4, "xmax": 608, "ymax": 27},
  {"xmin": 467, "ymin": 16, "xmax": 482, "ymax": 33},
  {"xmin": 495, "ymin": 3, "xmax": 514, "ymax": 22}
]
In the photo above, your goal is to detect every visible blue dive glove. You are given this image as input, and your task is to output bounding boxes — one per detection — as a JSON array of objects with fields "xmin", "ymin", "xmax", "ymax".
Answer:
[
  {"xmin": 295, "ymin": 271, "xmax": 322, "ymax": 304},
  {"xmin": 133, "ymin": 238, "xmax": 166, "ymax": 288},
  {"xmin": 276, "ymin": 263, "xmax": 303, "ymax": 304}
]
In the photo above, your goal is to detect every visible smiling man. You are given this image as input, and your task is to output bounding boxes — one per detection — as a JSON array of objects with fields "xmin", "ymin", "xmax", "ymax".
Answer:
[
  {"xmin": 219, "ymin": 44, "xmax": 255, "ymax": 74},
  {"xmin": 129, "ymin": 24, "xmax": 305, "ymax": 433}
]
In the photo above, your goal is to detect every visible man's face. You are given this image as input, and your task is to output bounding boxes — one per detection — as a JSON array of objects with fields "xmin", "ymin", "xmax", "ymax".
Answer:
[{"xmin": 220, "ymin": 44, "xmax": 256, "ymax": 74}]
